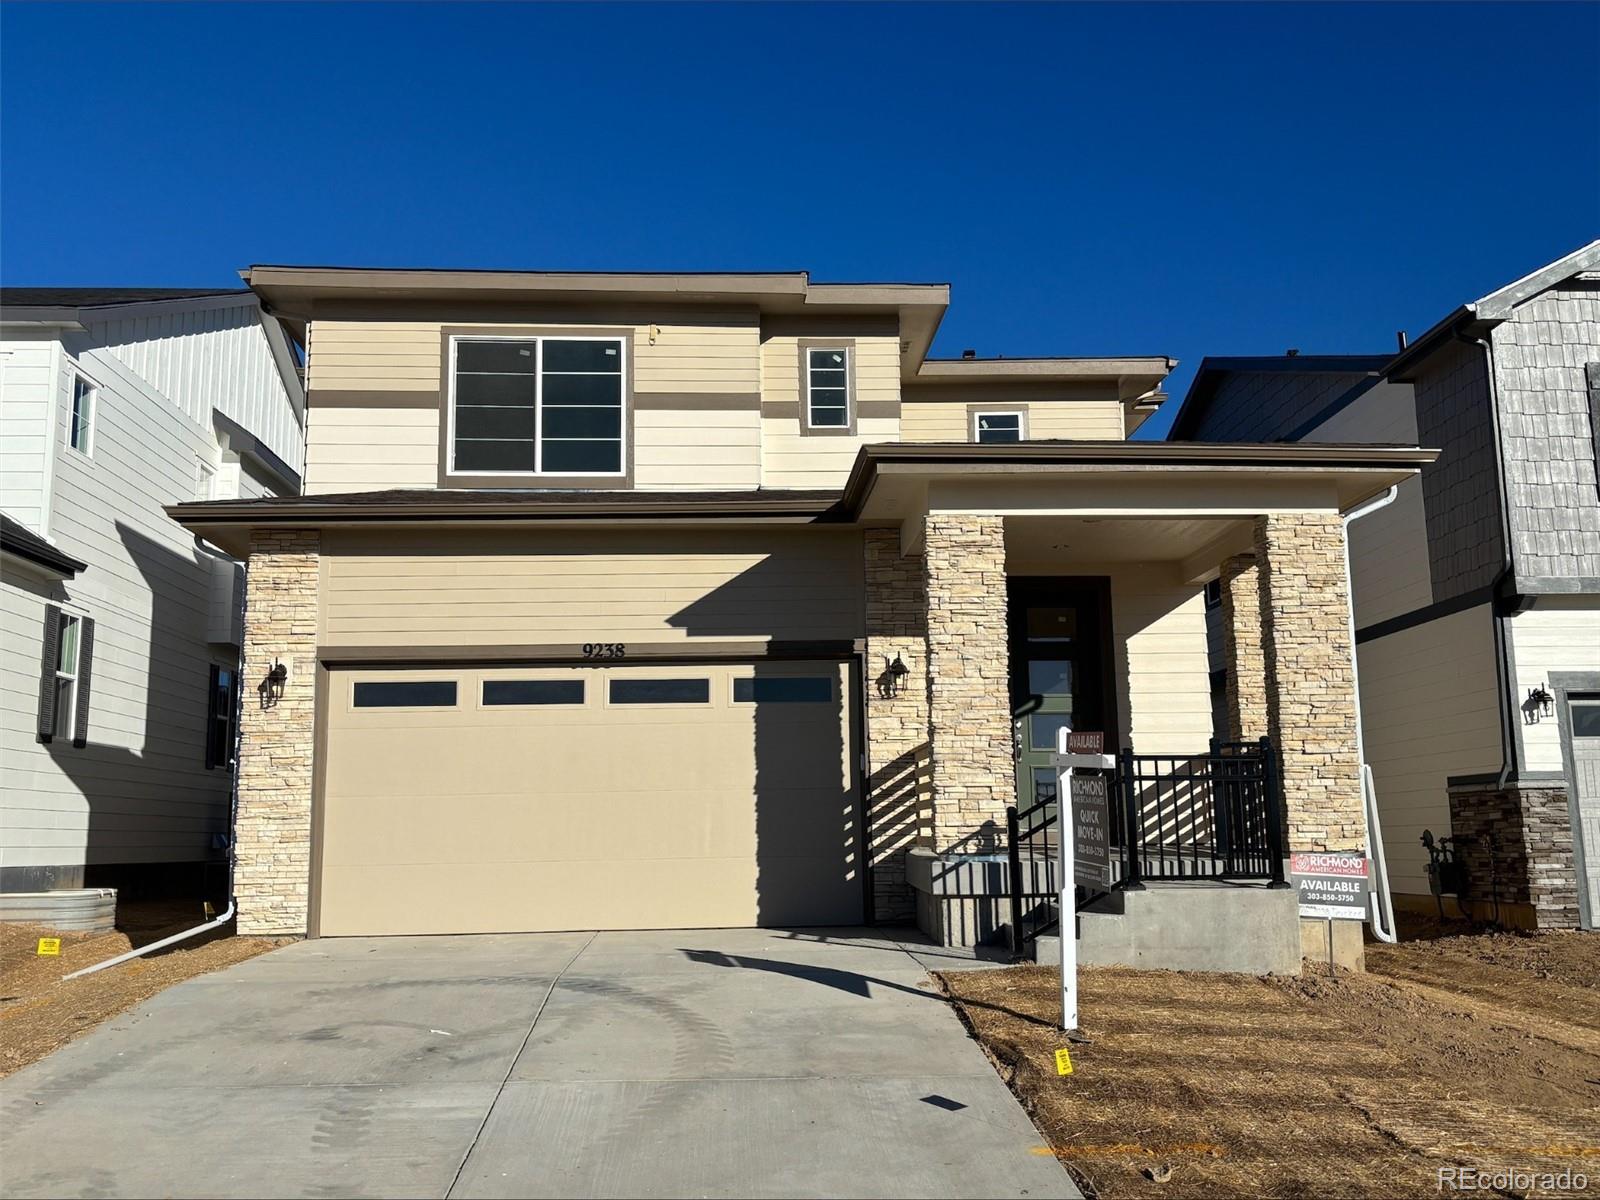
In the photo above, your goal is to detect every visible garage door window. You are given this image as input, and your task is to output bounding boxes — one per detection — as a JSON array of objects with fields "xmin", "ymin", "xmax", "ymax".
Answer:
[
  {"xmin": 353, "ymin": 681, "xmax": 458, "ymax": 708},
  {"xmin": 609, "ymin": 678, "xmax": 710, "ymax": 705},
  {"xmin": 732, "ymin": 677, "xmax": 832, "ymax": 703},
  {"xmin": 483, "ymin": 679, "xmax": 585, "ymax": 706}
]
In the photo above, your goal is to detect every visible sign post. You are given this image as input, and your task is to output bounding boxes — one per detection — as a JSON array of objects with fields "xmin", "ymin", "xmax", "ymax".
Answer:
[{"xmin": 1050, "ymin": 729, "xmax": 1115, "ymax": 1032}]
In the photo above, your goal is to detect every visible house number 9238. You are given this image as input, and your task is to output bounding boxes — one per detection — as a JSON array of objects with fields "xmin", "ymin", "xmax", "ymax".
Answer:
[{"xmin": 582, "ymin": 643, "xmax": 626, "ymax": 659}]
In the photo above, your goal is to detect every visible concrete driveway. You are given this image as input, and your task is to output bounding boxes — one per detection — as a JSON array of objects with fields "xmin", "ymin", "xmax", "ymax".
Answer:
[{"xmin": 0, "ymin": 928, "xmax": 1078, "ymax": 1199}]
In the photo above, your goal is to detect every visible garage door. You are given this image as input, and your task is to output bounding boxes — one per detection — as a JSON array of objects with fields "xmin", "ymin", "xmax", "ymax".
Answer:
[{"xmin": 316, "ymin": 661, "xmax": 861, "ymax": 936}]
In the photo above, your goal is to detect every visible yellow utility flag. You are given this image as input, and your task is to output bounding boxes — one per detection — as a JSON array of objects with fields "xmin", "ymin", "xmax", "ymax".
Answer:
[
  {"xmin": 36, "ymin": 938, "xmax": 61, "ymax": 957},
  {"xmin": 1055, "ymin": 1047, "xmax": 1073, "ymax": 1076}
]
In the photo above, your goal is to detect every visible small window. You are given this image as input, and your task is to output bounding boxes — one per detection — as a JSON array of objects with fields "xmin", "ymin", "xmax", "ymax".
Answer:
[
  {"xmin": 69, "ymin": 374, "xmax": 95, "ymax": 455},
  {"xmin": 483, "ymin": 679, "xmax": 585, "ymax": 706},
  {"xmin": 1204, "ymin": 579, "xmax": 1222, "ymax": 610},
  {"xmin": 609, "ymin": 678, "xmax": 710, "ymax": 705},
  {"xmin": 805, "ymin": 347, "xmax": 850, "ymax": 429},
  {"xmin": 1029, "ymin": 712, "xmax": 1073, "ymax": 752},
  {"xmin": 1026, "ymin": 660, "xmax": 1071, "ymax": 696},
  {"xmin": 1570, "ymin": 699, "xmax": 1600, "ymax": 739},
  {"xmin": 733, "ymin": 676, "xmax": 832, "ymax": 704},
  {"xmin": 194, "ymin": 459, "xmax": 217, "ymax": 501},
  {"xmin": 353, "ymin": 680, "xmax": 458, "ymax": 708},
  {"xmin": 973, "ymin": 412, "xmax": 1023, "ymax": 443},
  {"xmin": 205, "ymin": 665, "xmax": 238, "ymax": 769},
  {"xmin": 52, "ymin": 613, "xmax": 81, "ymax": 740}
]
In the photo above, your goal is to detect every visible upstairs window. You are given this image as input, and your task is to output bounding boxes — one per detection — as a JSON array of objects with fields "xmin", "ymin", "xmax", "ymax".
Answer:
[
  {"xmin": 973, "ymin": 411, "xmax": 1024, "ymax": 443},
  {"xmin": 805, "ymin": 346, "xmax": 851, "ymax": 430},
  {"xmin": 69, "ymin": 374, "xmax": 96, "ymax": 455},
  {"xmin": 449, "ymin": 336, "xmax": 626, "ymax": 477}
]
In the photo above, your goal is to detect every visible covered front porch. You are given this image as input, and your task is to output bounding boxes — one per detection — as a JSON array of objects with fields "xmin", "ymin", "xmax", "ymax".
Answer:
[{"xmin": 845, "ymin": 442, "xmax": 1434, "ymax": 969}]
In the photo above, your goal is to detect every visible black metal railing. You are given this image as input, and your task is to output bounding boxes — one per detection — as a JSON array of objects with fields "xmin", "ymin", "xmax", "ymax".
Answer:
[{"xmin": 1006, "ymin": 737, "xmax": 1285, "ymax": 957}]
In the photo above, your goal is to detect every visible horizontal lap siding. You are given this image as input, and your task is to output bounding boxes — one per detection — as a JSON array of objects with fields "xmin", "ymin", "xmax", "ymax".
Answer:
[
  {"xmin": 760, "ymin": 327, "xmax": 901, "ymax": 489},
  {"xmin": 319, "ymin": 527, "xmax": 865, "ymax": 647},
  {"xmin": 0, "ymin": 337, "xmax": 60, "ymax": 532},
  {"xmin": 1357, "ymin": 605, "xmax": 1501, "ymax": 895},
  {"xmin": 1509, "ymin": 605, "xmax": 1600, "ymax": 772},
  {"xmin": 1107, "ymin": 565, "xmax": 1214, "ymax": 756},
  {"xmin": 1029, "ymin": 403, "xmax": 1125, "ymax": 440},
  {"xmin": 305, "ymin": 314, "xmax": 762, "ymax": 493}
]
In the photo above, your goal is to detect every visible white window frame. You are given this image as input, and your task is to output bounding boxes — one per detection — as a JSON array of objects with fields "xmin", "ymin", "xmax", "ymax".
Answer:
[
  {"xmin": 804, "ymin": 345, "xmax": 852, "ymax": 431},
  {"xmin": 194, "ymin": 458, "xmax": 217, "ymax": 501},
  {"xmin": 972, "ymin": 410, "xmax": 1025, "ymax": 443},
  {"xmin": 446, "ymin": 334, "xmax": 628, "ymax": 479},
  {"xmin": 67, "ymin": 367, "xmax": 98, "ymax": 457},
  {"xmin": 54, "ymin": 612, "xmax": 81, "ymax": 741}
]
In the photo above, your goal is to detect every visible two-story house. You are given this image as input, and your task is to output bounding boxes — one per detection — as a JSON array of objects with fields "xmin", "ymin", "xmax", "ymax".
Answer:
[
  {"xmin": 1170, "ymin": 240, "xmax": 1600, "ymax": 932},
  {"xmin": 0, "ymin": 288, "xmax": 304, "ymax": 927},
  {"xmin": 170, "ymin": 265, "xmax": 1429, "ymax": 969}
]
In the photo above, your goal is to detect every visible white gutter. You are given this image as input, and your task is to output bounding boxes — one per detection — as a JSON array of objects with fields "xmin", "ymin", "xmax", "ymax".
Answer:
[{"xmin": 1343, "ymin": 486, "xmax": 1400, "ymax": 943}]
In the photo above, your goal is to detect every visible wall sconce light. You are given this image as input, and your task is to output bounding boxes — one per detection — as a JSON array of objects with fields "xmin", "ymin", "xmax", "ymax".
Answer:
[
  {"xmin": 260, "ymin": 659, "xmax": 288, "ymax": 709},
  {"xmin": 876, "ymin": 653, "xmax": 910, "ymax": 700},
  {"xmin": 1522, "ymin": 684, "xmax": 1554, "ymax": 724}
]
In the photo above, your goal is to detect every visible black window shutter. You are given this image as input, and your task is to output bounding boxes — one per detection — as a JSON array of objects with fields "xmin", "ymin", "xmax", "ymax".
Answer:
[
  {"xmin": 72, "ymin": 617, "xmax": 94, "ymax": 748},
  {"xmin": 205, "ymin": 663, "xmax": 221, "ymax": 769},
  {"xmin": 36, "ymin": 604, "xmax": 61, "ymax": 743}
]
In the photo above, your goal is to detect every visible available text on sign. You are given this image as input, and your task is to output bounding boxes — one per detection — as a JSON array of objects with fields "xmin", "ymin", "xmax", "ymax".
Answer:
[{"xmin": 1289, "ymin": 852, "xmax": 1368, "ymax": 920}]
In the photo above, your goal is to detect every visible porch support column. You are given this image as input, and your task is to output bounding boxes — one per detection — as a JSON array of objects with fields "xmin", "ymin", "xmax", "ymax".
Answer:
[
  {"xmin": 234, "ymin": 529, "xmax": 320, "ymax": 936},
  {"xmin": 923, "ymin": 513, "xmax": 1015, "ymax": 852},
  {"xmin": 863, "ymin": 529, "xmax": 930, "ymax": 922},
  {"xmin": 1219, "ymin": 553, "xmax": 1269, "ymax": 741},
  {"xmin": 1254, "ymin": 513, "xmax": 1366, "ymax": 966},
  {"xmin": 1254, "ymin": 513, "xmax": 1364, "ymax": 852}
]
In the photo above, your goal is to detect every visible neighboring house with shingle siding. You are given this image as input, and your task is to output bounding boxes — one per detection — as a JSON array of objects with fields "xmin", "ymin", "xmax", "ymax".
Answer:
[
  {"xmin": 1171, "ymin": 240, "xmax": 1600, "ymax": 931},
  {"xmin": 0, "ymin": 289, "xmax": 304, "ymax": 921}
]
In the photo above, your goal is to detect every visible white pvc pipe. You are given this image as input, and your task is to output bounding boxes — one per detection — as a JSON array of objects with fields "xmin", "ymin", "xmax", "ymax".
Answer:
[
  {"xmin": 62, "ymin": 898, "xmax": 236, "ymax": 981},
  {"xmin": 1343, "ymin": 487, "xmax": 1400, "ymax": 943}
]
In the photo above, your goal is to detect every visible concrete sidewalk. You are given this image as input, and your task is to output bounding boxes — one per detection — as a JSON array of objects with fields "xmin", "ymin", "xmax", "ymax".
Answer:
[{"xmin": 0, "ymin": 928, "xmax": 1077, "ymax": 1199}]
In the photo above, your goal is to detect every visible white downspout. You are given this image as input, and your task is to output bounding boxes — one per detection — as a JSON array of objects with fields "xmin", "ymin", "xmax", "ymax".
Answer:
[{"xmin": 1343, "ymin": 486, "xmax": 1400, "ymax": 943}]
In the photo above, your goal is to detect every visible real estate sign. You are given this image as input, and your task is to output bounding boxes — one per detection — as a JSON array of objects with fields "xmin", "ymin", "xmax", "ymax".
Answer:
[
  {"xmin": 1289, "ymin": 852, "xmax": 1369, "ymax": 920},
  {"xmin": 1070, "ymin": 772, "xmax": 1112, "ymax": 889}
]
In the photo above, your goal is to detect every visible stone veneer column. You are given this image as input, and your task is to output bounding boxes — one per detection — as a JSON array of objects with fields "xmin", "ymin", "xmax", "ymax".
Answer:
[
  {"xmin": 234, "ymin": 529, "xmax": 320, "ymax": 936},
  {"xmin": 1219, "ymin": 553, "xmax": 1269, "ymax": 742},
  {"xmin": 1448, "ymin": 782, "xmax": 1581, "ymax": 929},
  {"xmin": 863, "ymin": 530, "xmax": 930, "ymax": 921},
  {"xmin": 923, "ymin": 513, "xmax": 1015, "ymax": 852},
  {"xmin": 1254, "ymin": 513, "xmax": 1363, "ymax": 853}
]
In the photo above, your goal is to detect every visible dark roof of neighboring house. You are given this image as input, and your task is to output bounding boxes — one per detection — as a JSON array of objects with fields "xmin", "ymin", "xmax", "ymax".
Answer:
[
  {"xmin": 1167, "ymin": 354, "xmax": 1393, "ymax": 441},
  {"xmin": 1, "ymin": 515, "xmax": 86, "ymax": 578},
  {"xmin": 0, "ymin": 287, "xmax": 250, "ymax": 309}
]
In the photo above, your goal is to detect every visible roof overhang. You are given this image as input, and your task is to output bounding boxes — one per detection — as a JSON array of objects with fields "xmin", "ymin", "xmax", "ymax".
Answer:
[
  {"xmin": 241, "ymin": 265, "xmax": 952, "ymax": 379},
  {"xmin": 0, "ymin": 307, "xmax": 87, "ymax": 331},
  {"xmin": 1, "ymin": 517, "xmax": 86, "ymax": 579},
  {"xmin": 839, "ymin": 442, "xmax": 1437, "ymax": 551},
  {"xmin": 168, "ymin": 489, "xmax": 843, "ymax": 558}
]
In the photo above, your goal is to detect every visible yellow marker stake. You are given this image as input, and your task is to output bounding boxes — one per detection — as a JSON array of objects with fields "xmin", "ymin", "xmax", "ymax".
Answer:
[
  {"xmin": 1055, "ymin": 1047, "xmax": 1073, "ymax": 1076},
  {"xmin": 36, "ymin": 938, "xmax": 61, "ymax": 957}
]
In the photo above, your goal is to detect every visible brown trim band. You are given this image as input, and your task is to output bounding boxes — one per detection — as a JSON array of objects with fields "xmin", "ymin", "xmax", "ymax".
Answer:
[
  {"xmin": 308, "ymin": 389, "xmax": 440, "ymax": 409},
  {"xmin": 316, "ymin": 640, "xmax": 862, "ymax": 667},
  {"xmin": 857, "ymin": 400, "xmax": 902, "ymax": 420},
  {"xmin": 634, "ymin": 392, "xmax": 760, "ymax": 412},
  {"xmin": 762, "ymin": 401, "xmax": 800, "ymax": 419}
]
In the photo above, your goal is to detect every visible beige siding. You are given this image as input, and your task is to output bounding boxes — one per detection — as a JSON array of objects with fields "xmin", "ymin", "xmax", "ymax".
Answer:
[
  {"xmin": 1106, "ymin": 564, "xmax": 1214, "ymax": 756},
  {"xmin": 1509, "ymin": 603, "xmax": 1600, "ymax": 772},
  {"xmin": 759, "ymin": 323, "xmax": 901, "ymax": 489},
  {"xmin": 899, "ymin": 400, "xmax": 1124, "ymax": 442},
  {"xmin": 1304, "ymin": 381, "xmax": 1433, "ymax": 628},
  {"xmin": 899, "ymin": 401, "xmax": 969, "ymax": 441},
  {"xmin": 1358, "ymin": 604, "xmax": 1502, "ymax": 895},
  {"xmin": 319, "ymin": 527, "xmax": 865, "ymax": 647},
  {"xmin": 303, "ymin": 312, "xmax": 762, "ymax": 493},
  {"xmin": 1029, "ymin": 403, "xmax": 1125, "ymax": 440}
]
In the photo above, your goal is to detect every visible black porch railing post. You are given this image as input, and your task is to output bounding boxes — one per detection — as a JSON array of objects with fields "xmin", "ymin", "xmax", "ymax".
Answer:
[
  {"xmin": 1210, "ymin": 736, "xmax": 1233, "ymax": 877},
  {"xmin": 1260, "ymin": 735, "xmax": 1288, "ymax": 887},
  {"xmin": 1119, "ymin": 746, "xmax": 1144, "ymax": 890},
  {"xmin": 1006, "ymin": 805, "xmax": 1023, "ymax": 959}
]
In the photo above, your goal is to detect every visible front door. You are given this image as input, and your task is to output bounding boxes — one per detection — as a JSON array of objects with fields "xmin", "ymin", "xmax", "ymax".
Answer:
[{"xmin": 1007, "ymin": 578, "xmax": 1114, "ymax": 815}]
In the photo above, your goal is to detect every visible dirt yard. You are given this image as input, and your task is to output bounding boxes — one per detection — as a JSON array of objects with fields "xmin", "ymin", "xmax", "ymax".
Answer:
[
  {"xmin": 0, "ymin": 901, "xmax": 282, "ymax": 1078},
  {"xmin": 941, "ymin": 925, "xmax": 1600, "ymax": 1199}
]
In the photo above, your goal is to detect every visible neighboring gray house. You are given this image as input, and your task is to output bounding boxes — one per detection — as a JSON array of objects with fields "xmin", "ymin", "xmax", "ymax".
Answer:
[
  {"xmin": 0, "ymin": 289, "xmax": 305, "ymax": 914},
  {"xmin": 1171, "ymin": 240, "xmax": 1600, "ymax": 931}
]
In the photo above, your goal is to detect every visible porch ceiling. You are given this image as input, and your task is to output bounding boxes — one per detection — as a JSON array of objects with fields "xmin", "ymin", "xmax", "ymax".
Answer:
[{"xmin": 1003, "ymin": 514, "xmax": 1252, "ymax": 579}]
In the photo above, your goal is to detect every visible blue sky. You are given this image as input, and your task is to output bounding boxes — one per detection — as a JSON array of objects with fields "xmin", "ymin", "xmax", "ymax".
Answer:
[{"xmin": 3, "ymin": 2, "xmax": 1595, "ymax": 436}]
